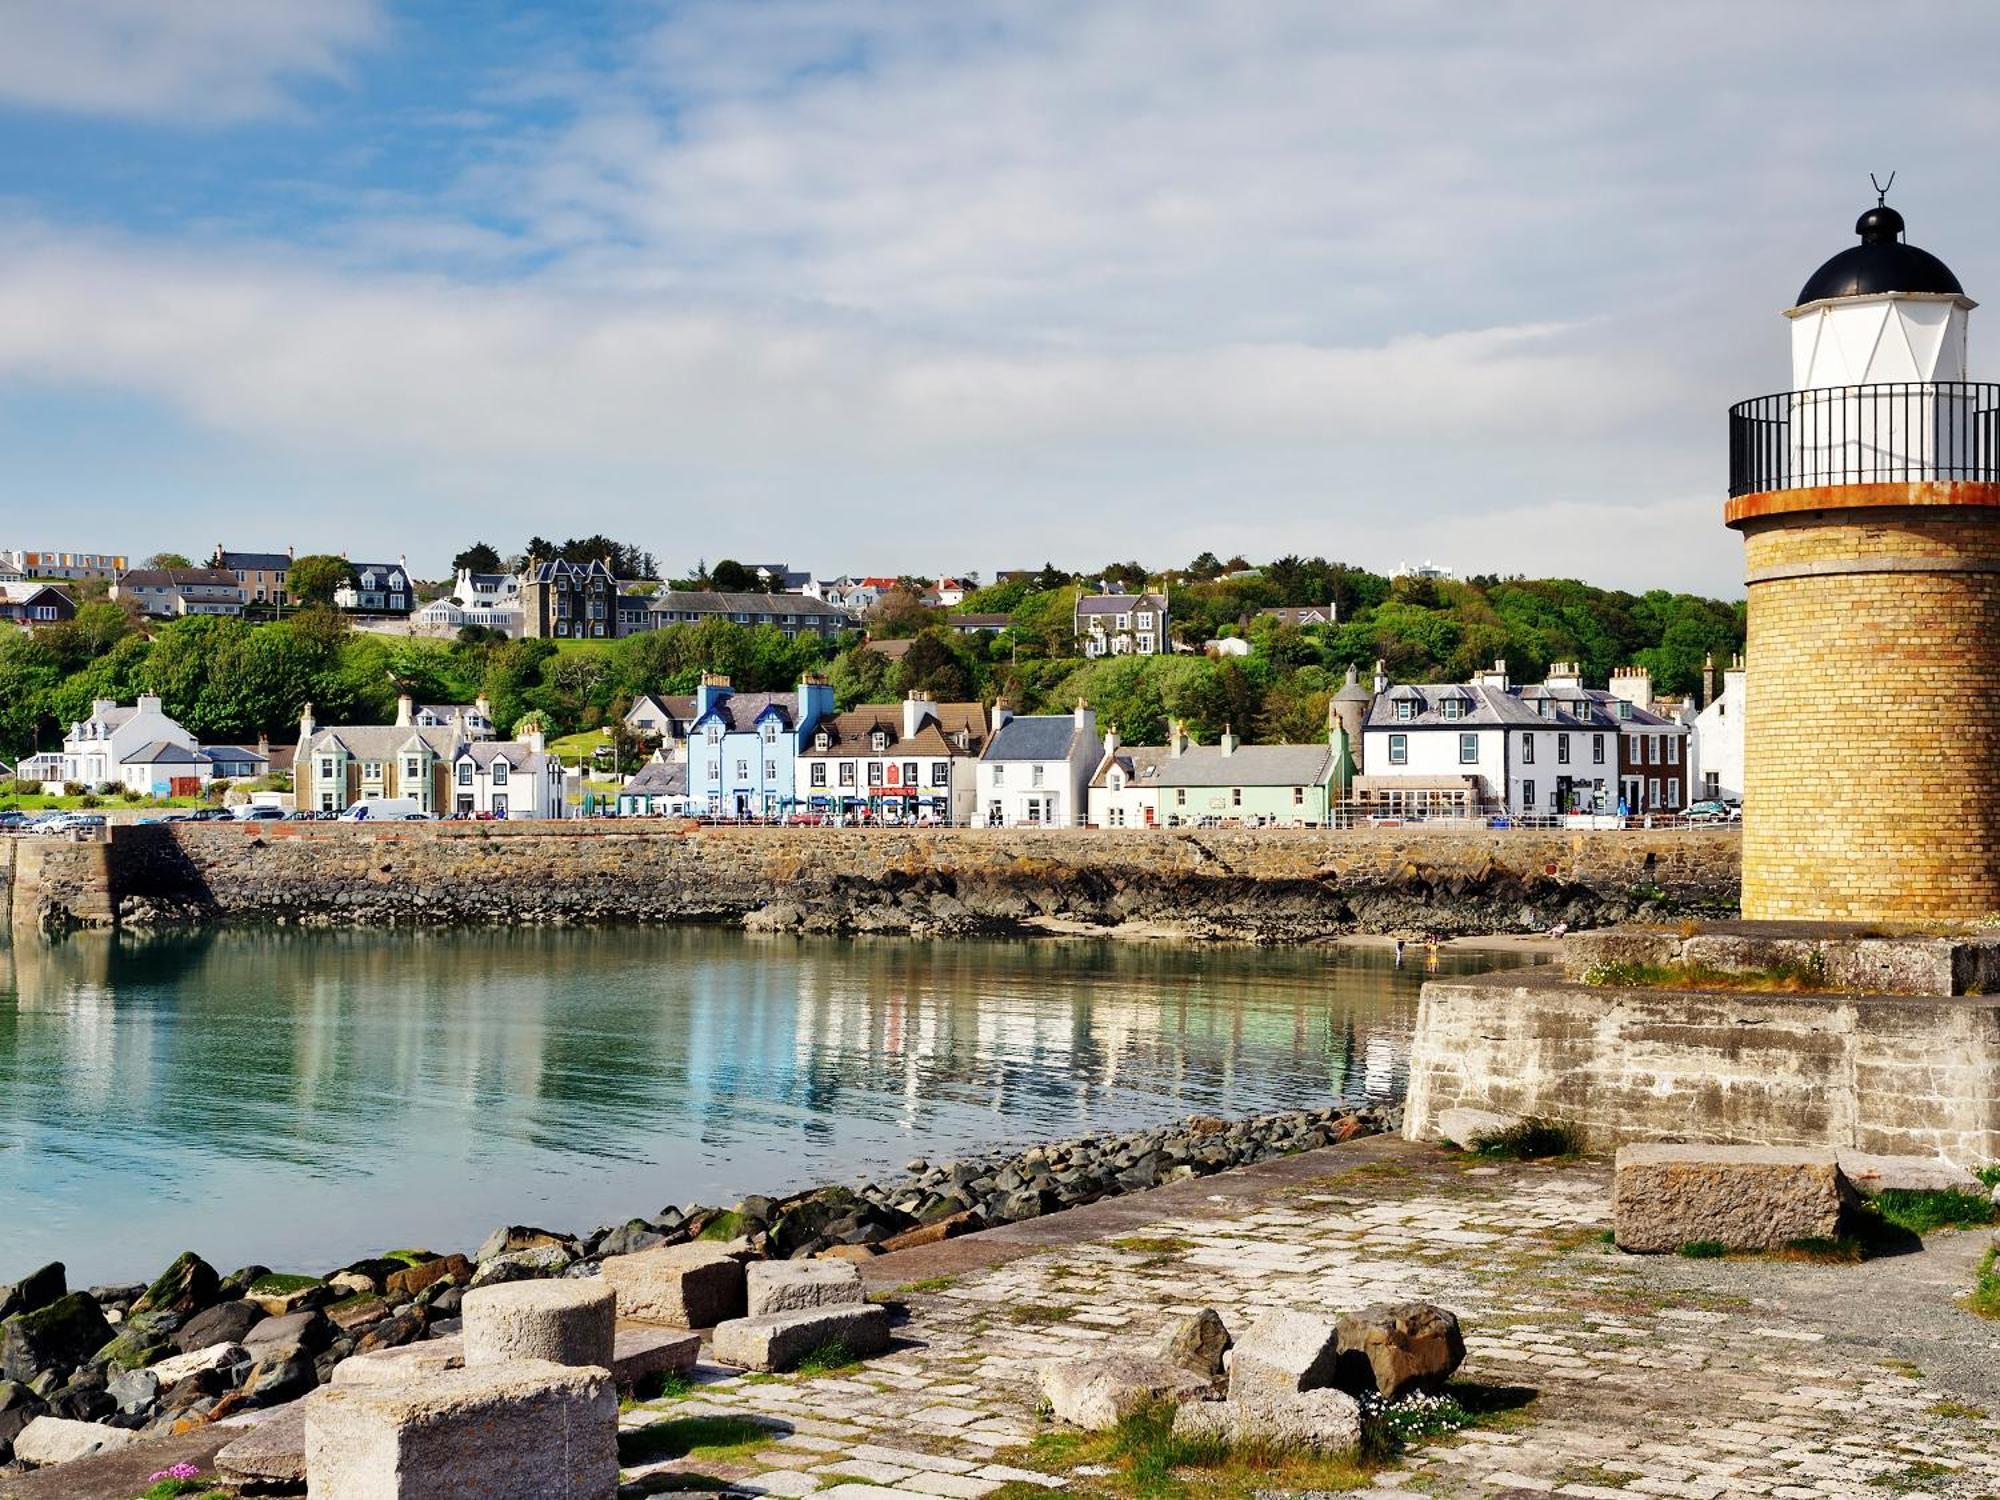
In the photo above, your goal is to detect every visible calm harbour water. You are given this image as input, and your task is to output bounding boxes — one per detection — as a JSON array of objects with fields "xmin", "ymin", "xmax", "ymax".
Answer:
[{"xmin": 0, "ymin": 928, "xmax": 1504, "ymax": 1285}]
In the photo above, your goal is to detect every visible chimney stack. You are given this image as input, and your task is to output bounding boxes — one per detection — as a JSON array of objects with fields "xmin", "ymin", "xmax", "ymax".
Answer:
[
  {"xmin": 1609, "ymin": 666, "xmax": 1653, "ymax": 711},
  {"xmin": 396, "ymin": 692, "xmax": 414, "ymax": 726},
  {"xmin": 300, "ymin": 702, "xmax": 317, "ymax": 741},
  {"xmin": 1372, "ymin": 657, "xmax": 1389, "ymax": 695},
  {"xmin": 1169, "ymin": 719, "xmax": 1189, "ymax": 758},
  {"xmin": 1219, "ymin": 723, "xmax": 1239, "ymax": 756}
]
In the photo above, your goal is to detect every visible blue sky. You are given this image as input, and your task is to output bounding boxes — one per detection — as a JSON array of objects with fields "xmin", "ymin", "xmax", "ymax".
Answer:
[{"xmin": 2, "ymin": 1, "xmax": 1998, "ymax": 592}]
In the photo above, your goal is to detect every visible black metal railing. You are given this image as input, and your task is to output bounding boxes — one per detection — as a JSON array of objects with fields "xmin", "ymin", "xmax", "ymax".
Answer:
[{"xmin": 1727, "ymin": 380, "xmax": 2000, "ymax": 497}]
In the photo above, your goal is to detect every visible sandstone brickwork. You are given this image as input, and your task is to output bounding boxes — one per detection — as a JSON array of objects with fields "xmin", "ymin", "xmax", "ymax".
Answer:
[{"xmin": 1736, "ymin": 498, "xmax": 2000, "ymax": 921}]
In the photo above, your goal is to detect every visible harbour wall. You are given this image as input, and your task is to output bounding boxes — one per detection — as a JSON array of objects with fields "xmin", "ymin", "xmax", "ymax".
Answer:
[
  {"xmin": 6, "ymin": 823, "xmax": 1739, "ymax": 940},
  {"xmin": 1404, "ymin": 966, "xmax": 2000, "ymax": 1161}
]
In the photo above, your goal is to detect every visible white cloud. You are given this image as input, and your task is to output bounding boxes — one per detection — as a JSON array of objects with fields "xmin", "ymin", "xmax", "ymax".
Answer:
[{"xmin": 0, "ymin": 0, "xmax": 382, "ymax": 122}]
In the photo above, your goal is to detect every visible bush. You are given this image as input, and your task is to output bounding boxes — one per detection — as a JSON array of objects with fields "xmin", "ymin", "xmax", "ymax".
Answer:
[
  {"xmin": 1467, "ymin": 1118, "xmax": 1583, "ymax": 1160},
  {"xmin": 77, "ymin": 794, "xmax": 102, "ymax": 809},
  {"xmin": 1678, "ymin": 1240, "xmax": 1726, "ymax": 1259},
  {"xmin": 1969, "ymin": 1247, "xmax": 2000, "ymax": 1319},
  {"xmin": 62, "ymin": 780, "xmax": 85, "ymax": 796},
  {"xmin": 93, "ymin": 780, "xmax": 118, "ymax": 796}
]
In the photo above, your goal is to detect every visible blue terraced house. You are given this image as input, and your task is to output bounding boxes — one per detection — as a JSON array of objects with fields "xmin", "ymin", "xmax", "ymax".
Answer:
[{"xmin": 687, "ymin": 673, "xmax": 836, "ymax": 820}]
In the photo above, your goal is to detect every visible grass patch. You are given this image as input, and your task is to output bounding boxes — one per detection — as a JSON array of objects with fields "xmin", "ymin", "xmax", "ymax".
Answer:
[
  {"xmin": 1929, "ymin": 1398, "xmax": 1988, "ymax": 1420},
  {"xmin": 1868, "ymin": 1459, "xmax": 1952, "ymax": 1488},
  {"xmin": 618, "ymin": 1416, "xmax": 775, "ymax": 1465},
  {"xmin": 1582, "ymin": 956, "xmax": 1834, "ymax": 994},
  {"xmin": 1973, "ymin": 1163, "xmax": 2000, "ymax": 1189},
  {"xmin": 1777, "ymin": 1236, "xmax": 1863, "ymax": 1263},
  {"xmin": 1107, "ymin": 1236, "xmax": 1195, "ymax": 1257},
  {"xmin": 1966, "ymin": 1246, "xmax": 2000, "ymax": 1320},
  {"xmin": 1006, "ymin": 1303, "xmax": 1078, "ymax": 1326},
  {"xmin": 1871, "ymin": 1188, "xmax": 1997, "ymax": 1236},
  {"xmin": 895, "ymin": 1275, "xmax": 959, "ymax": 1295},
  {"xmin": 628, "ymin": 1371, "xmax": 694, "ymax": 1403},
  {"xmin": 1467, "ymin": 1118, "xmax": 1583, "ymax": 1161},
  {"xmin": 135, "ymin": 1482, "xmax": 221, "ymax": 1500},
  {"xmin": 792, "ymin": 1340, "xmax": 862, "ymax": 1378},
  {"xmin": 1678, "ymin": 1240, "xmax": 1726, "ymax": 1259}
]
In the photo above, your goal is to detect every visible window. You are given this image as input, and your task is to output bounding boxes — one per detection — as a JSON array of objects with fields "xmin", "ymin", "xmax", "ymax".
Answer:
[
  {"xmin": 868, "ymin": 763, "xmax": 884, "ymax": 786},
  {"xmin": 764, "ymin": 761, "xmax": 777, "ymax": 780},
  {"xmin": 1292, "ymin": 786, "xmax": 1304, "ymax": 805},
  {"xmin": 811, "ymin": 763, "xmax": 827, "ymax": 788},
  {"xmin": 1648, "ymin": 735, "xmax": 1661, "ymax": 765},
  {"xmin": 1108, "ymin": 806, "xmax": 1125, "ymax": 827},
  {"xmin": 319, "ymin": 757, "xmax": 337, "ymax": 781},
  {"xmin": 1388, "ymin": 733, "xmax": 1408, "ymax": 766},
  {"xmin": 455, "ymin": 761, "xmax": 472, "ymax": 787},
  {"xmin": 491, "ymin": 759, "xmax": 508, "ymax": 785},
  {"xmin": 904, "ymin": 761, "xmax": 919, "ymax": 786},
  {"xmin": 706, "ymin": 725, "xmax": 720, "ymax": 745},
  {"xmin": 1522, "ymin": 780, "xmax": 1535, "ymax": 808},
  {"xmin": 1703, "ymin": 772, "xmax": 1720, "ymax": 798},
  {"xmin": 1648, "ymin": 776, "xmax": 1661, "ymax": 808},
  {"xmin": 1136, "ymin": 611, "xmax": 1152, "ymax": 627},
  {"xmin": 1666, "ymin": 780, "xmax": 1681, "ymax": 809},
  {"xmin": 1231, "ymin": 788, "xmax": 1242, "ymax": 807},
  {"xmin": 763, "ymin": 723, "xmax": 777, "ymax": 744},
  {"xmin": 1557, "ymin": 733, "xmax": 1570, "ymax": 765},
  {"xmin": 872, "ymin": 731, "xmax": 887, "ymax": 752},
  {"xmin": 364, "ymin": 761, "xmax": 383, "ymax": 779},
  {"xmin": 405, "ymin": 757, "xmax": 422, "ymax": 782},
  {"xmin": 838, "ymin": 762, "xmax": 856, "ymax": 787},
  {"xmin": 931, "ymin": 762, "xmax": 949, "ymax": 787},
  {"xmin": 1459, "ymin": 733, "xmax": 1477, "ymax": 765},
  {"xmin": 1441, "ymin": 698, "xmax": 1461, "ymax": 721},
  {"xmin": 815, "ymin": 731, "xmax": 829, "ymax": 750},
  {"xmin": 1521, "ymin": 735, "xmax": 1534, "ymax": 765},
  {"xmin": 993, "ymin": 766, "xmax": 1005, "ymax": 786},
  {"xmin": 1176, "ymin": 788, "xmax": 1187, "ymax": 806},
  {"xmin": 1031, "ymin": 764, "xmax": 1045, "ymax": 788},
  {"xmin": 1592, "ymin": 734, "xmax": 1605, "ymax": 765},
  {"xmin": 1668, "ymin": 736, "xmax": 1681, "ymax": 765},
  {"xmin": 1395, "ymin": 700, "xmax": 1414, "ymax": 722},
  {"xmin": 1116, "ymin": 613, "xmax": 1130, "ymax": 630},
  {"xmin": 1617, "ymin": 700, "xmax": 1632, "ymax": 721},
  {"xmin": 735, "ymin": 760, "xmax": 748, "ymax": 779}
]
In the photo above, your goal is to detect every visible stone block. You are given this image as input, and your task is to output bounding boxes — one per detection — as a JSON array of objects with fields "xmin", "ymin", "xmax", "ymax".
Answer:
[
  {"xmin": 150, "ymin": 1340, "xmax": 247, "ymax": 1385},
  {"xmin": 1836, "ymin": 1152, "xmax": 1981, "ymax": 1195},
  {"xmin": 745, "ymin": 1259, "xmax": 864, "ymax": 1317},
  {"xmin": 708, "ymin": 1303, "xmax": 890, "ymax": 1374},
  {"xmin": 11, "ymin": 1413, "xmax": 139, "ymax": 1466},
  {"xmin": 610, "ymin": 1325, "xmax": 700, "ymax": 1387},
  {"xmin": 600, "ymin": 1244, "xmax": 745, "ymax": 1329},
  {"xmin": 303, "ymin": 1357, "xmax": 617, "ymax": 1500},
  {"xmin": 1614, "ymin": 1144, "xmax": 1853, "ymax": 1253},
  {"xmin": 463, "ymin": 1279, "xmax": 615, "ymax": 1369},
  {"xmin": 1162, "ymin": 1309, "xmax": 1230, "ymax": 1382},
  {"xmin": 1433, "ymin": 1107, "xmax": 1519, "ymax": 1150},
  {"xmin": 332, "ymin": 1337, "xmax": 466, "ymax": 1387},
  {"xmin": 1039, "ymin": 1354, "xmax": 1212, "ymax": 1430},
  {"xmin": 216, "ymin": 1397, "xmax": 309, "ymax": 1486},
  {"xmin": 1332, "ymin": 1303, "xmax": 1464, "ymax": 1399},
  {"xmin": 1171, "ymin": 1387, "xmax": 1361, "ymax": 1456},
  {"xmin": 1225, "ymin": 1311, "xmax": 1340, "ymax": 1403}
]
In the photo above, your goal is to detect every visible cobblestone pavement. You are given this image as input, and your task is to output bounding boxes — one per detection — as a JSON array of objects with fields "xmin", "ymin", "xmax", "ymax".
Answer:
[{"xmin": 619, "ymin": 1142, "xmax": 2000, "ymax": 1500}]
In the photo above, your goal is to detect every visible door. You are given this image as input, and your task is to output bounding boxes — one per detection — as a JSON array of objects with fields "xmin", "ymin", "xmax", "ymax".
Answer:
[{"xmin": 492, "ymin": 794, "xmax": 508, "ymax": 819}]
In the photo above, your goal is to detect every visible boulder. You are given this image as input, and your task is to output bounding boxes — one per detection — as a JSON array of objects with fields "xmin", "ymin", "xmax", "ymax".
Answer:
[
  {"xmin": 708, "ymin": 1303, "xmax": 890, "ymax": 1374},
  {"xmin": 473, "ymin": 1225, "xmax": 575, "ymax": 1264},
  {"xmin": 386, "ymin": 1253, "xmax": 472, "ymax": 1301},
  {"xmin": 1164, "ymin": 1309, "xmax": 1231, "ymax": 1382},
  {"xmin": 1, "ymin": 1292, "xmax": 114, "ymax": 1384},
  {"xmin": 744, "ymin": 1260, "xmax": 864, "ymax": 1318},
  {"xmin": 174, "ymin": 1298, "xmax": 264, "ymax": 1352},
  {"xmin": 1434, "ymin": 1107, "xmax": 1520, "ymax": 1150},
  {"xmin": 0, "ymin": 1380, "xmax": 47, "ymax": 1459},
  {"xmin": 242, "ymin": 1309, "xmax": 333, "ymax": 1363},
  {"xmin": 1333, "ymin": 1303, "xmax": 1464, "ymax": 1400},
  {"xmin": 106, "ymin": 1365, "xmax": 160, "ymax": 1415},
  {"xmin": 463, "ymin": 1280, "xmax": 616, "ymax": 1369},
  {"xmin": 130, "ymin": 1251, "xmax": 220, "ymax": 1321},
  {"xmin": 1039, "ymin": 1354, "xmax": 1212, "ymax": 1431},
  {"xmin": 878, "ymin": 1211, "xmax": 983, "ymax": 1253},
  {"xmin": 1613, "ymin": 1144, "xmax": 1853, "ymax": 1253},
  {"xmin": 92, "ymin": 1316, "xmax": 177, "ymax": 1373},
  {"xmin": 600, "ymin": 1244, "xmax": 745, "ymax": 1329},
  {"xmin": 598, "ymin": 1222, "xmax": 669, "ymax": 1259},
  {"xmin": 215, "ymin": 1396, "xmax": 310, "ymax": 1486},
  {"xmin": 304, "ymin": 1357, "xmax": 617, "ymax": 1500},
  {"xmin": 469, "ymin": 1245, "xmax": 573, "ymax": 1289},
  {"xmin": 1835, "ymin": 1152, "xmax": 1982, "ymax": 1196},
  {"xmin": 11, "ymin": 1412, "xmax": 139, "ymax": 1467},
  {"xmin": 150, "ymin": 1341, "xmax": 247, "ymax": 1386},
  {"xmin": 0, "ymin": 1264, "xmax": 66, "ymax": 1322},
  {"xmin": 1226, "ymin": 1310, "xmax": 1340, "ymax": 1403},
  {"xmin": 817, "ymin": 1245, "xmax": 882, "ymax": 1263},
  {"xmin": 1172, "ymin": 1387, "xmax": 1362, "ymax": 1456}
]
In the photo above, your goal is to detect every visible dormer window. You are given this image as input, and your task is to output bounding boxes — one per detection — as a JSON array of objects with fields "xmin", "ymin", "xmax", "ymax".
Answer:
[
  {"xmin": 706, "ymin": 725, "xmax": 720, "ymax": 744},
  {"xmin": 1395, "ymin": 700, "xmax": 1414, "ymax": 722},
  {"xmin": 1616, "ymin": 700, "xmax": 1633, "ymax": 721},
  {"xmin": 872, "ymin": 731, "xmax": 888, "ymax": 752},
  {"xmin": 763, "ymin": 723, "xmax": 777, "ymax": 744},
  {"xmin": 1109, "ymin": 772, "xmax": 1123, "ymax": 791},
  {"xmin": 1441, "ymin": 698, "xmax": 1462, "ymax": 721},
  {"xmin": 815, "ymin": 731, "xmax": 830, "ymax": 751}
]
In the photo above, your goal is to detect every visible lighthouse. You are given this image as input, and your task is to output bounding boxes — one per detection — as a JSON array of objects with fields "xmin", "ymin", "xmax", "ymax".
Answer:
[{"xmin": 1728, "ymin": 190, "xmax": 2000, "ymax": 922}]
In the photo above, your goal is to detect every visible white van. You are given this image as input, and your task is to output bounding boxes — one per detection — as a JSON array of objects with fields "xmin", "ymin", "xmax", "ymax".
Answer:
[{"xmin": 338, "ymin": 798, "xmax": 431, "ymax": 822}]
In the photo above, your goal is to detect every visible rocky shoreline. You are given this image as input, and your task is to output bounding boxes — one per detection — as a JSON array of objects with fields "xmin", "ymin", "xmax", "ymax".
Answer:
[{"xmin": 0, "ymin": 1100, "xmax": 1394, "ymax": 1473}]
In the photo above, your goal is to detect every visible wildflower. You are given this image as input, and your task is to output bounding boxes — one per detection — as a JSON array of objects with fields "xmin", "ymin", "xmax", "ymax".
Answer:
[{"xmin": 149, "ymin": 1464, "xmax": 202, "ymax": 1481}]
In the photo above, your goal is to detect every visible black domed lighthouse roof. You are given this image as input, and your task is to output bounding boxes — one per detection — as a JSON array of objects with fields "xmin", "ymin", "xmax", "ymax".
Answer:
[{"xmin": 1796, "ymin": 202, "xmax": 1963, "ymax": 306}]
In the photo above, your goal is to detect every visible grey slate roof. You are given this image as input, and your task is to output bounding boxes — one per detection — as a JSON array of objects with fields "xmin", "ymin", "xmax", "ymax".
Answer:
[
  {"xmin": 694, "ymin": 692, "xmax": 797, "ymax": 732},
  {"xmin": 1076, "ymin": 592, "xmax": 1167, "ymax": 616},
  {"xmin": 217, "ymin": 551, "xmax": 290, "ymax": 572},
  {"xmin": 1090, "ymin": 744, "xmax": 1174, "ymax": 788},
  {"xmin": 1365, "ymin": 682, "xmax": 1685, "ymax": 732},
  {"xmin": 1146, "ymin": 743, "xmax": 1334, "ymax": 787},
  {"xmin": 122, "ymin": 742, "xmax": 209, "ymax": 766},
  {"xmin": 621, "ymin": 760, "xmax": 690, "ymax": 796},
  {"xmin": 458, "ymin": 742, "xmax": 541, "ymax": 769},
  {"xmin": 984, "ymin": 715, "xmax": 1087, "ymax": 762},
  {"xmin": 305, "ymin": 725, "xmax": 462, "ymax": 760},
  {"xmin": 647, "ymin": 590, "xmax": 847, "ymax": 620}
]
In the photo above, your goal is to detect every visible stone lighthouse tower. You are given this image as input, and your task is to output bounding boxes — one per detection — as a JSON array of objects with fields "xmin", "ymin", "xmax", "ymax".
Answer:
[{"xmin": 1729, "ymin": 190, "xmax": 2000, "ymax": 921}]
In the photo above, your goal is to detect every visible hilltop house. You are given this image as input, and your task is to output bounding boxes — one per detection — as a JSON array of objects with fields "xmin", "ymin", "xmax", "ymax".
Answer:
[
  {"xmin": 687, "ymin": 674, "xmax": 837, "ymax": 820},
  {"xmin": 974, "ymin": 703, "xmax": 1098, "ymax": 827},
  {"xmin": 412, "ymin": 568, "xmax": 523, "ymax": 635},
  {"xmin": 211, "ymin": 547, "xmax": 292, "ymax": 606},
  {"xmin": 797, "ymin": 694, "xmax": 991, "ymax": 824},
  {"xmin": 2, "ymin": 550, "xmax": 127, "ymax": 581},
  {"xmin": 0, "ymin": 582, "xmax": 76, "ymax": 628},
  {"xmin": 112, "ymin": 568, "xmax": 246, "ymax": 618},
  {"xmin": 1075, "ymin": 592, "xmax": 1169, "ymax": 657},
  {"xmin": 624, "ymin": 694, "xmax": 698, "ymax": 751},
  {"xmin": 335, "ymin": 559, "xmax": 414, "ymax": 615}
]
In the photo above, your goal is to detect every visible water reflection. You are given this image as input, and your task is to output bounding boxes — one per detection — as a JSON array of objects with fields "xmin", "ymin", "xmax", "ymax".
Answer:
[{"xmin": 0, "ymin": 929, "xmax": 1502, "ymax": 1283}]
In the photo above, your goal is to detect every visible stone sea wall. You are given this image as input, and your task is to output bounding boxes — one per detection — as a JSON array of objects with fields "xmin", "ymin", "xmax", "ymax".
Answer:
[
  {"xmin": 7, "ymin": 823, "xmax": 1740, "ymax": 940},
  {"xmin": 1404, "ymin": 966, "xmax": 2000, "ymax": 1161}
]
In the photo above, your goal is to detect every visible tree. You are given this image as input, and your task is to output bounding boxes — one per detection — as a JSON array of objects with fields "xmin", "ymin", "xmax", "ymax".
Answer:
[
  {"xmin": 145, "ymin": 552, "xmax": 193, "ymax": 570},
  {"xmin": 894, "ymin": 631, "xmax": 973, "ymax": 702},
  {"xmin": 709, "ymin": 560, "xmax": 757, "ymax": 592},
  {"xmin": 1186, "ymin": 551, "xmax": 1223, "ymax": 580},
  {"xmin": 865, "ymin": 587, "xmax": 936, "ymax": 639},
  {"xmin": 289, "ymin": 555, "xmax": 351, "ymax": 607},
  {"xmin": 452, "ymin": 542, "xmax": 504, "ymax": 574}
]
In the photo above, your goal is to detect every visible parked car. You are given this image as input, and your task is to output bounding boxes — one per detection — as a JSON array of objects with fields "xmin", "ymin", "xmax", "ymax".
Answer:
[
  {"xmin": 233, "ymin": 806, "xmax": 287, "ymax": 822},
  {"xmin": 1687, "ymin": 800, "xmax": 1741, "ymax": 824}
]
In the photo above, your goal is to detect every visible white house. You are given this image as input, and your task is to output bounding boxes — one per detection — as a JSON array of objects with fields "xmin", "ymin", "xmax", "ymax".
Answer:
[
  {"xmin": 449, "ymin": 739, "xmax": 566, "ymax": 819},
  {"xmin": 412, "ymin": 568, "xmax": 524, "ymax": 636},
  {"xmin": 618, "ymin": 756, "xmax": 693, "ymax": 817},
  {"xmin": 111, "ymin": 568, "xmax": 246, "ymax": 617},
  {"xmin": 797, "ymin": 694, "xmax": 991, "ymax": 825},
  {"xmin": 294, "ymin": 696, "xmax": 567, "ymax": 817},
  {"xmin": 624, "ymin": 694, "xmax": 698, "ymax": 751},
  {"xmin": 1087, "ymin": 736, "xmax": 1172, "ymax": 829},
  {"xmin": 1691, "ymin": 655, "xmax": 1746, "ymax": 803},
  {"xmin": 1075, "ymin": 592, "xmax": 1168, "ymax": 657},
  {"xmin": 413, "ymin": 696, "xmax": 496, "ymax": 740},
  {"xmin": 335, "ymin": 559, "xmax": 414, "ymax": 615},
  {"xmin": 62, "ymin": 696, "xmax": 202, "ymax": 788},
  {"xmin": 118, "ymin": 742, "xmax": 213, "ymax": 798},
  {"xmin": 975, "ymin": 703, "xmax": 1098, "ymax": 827}
]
